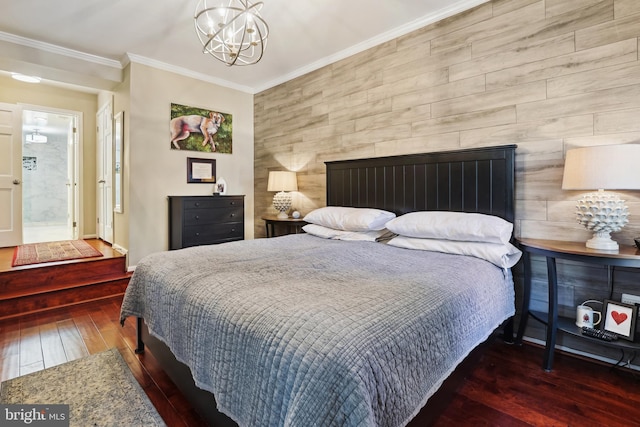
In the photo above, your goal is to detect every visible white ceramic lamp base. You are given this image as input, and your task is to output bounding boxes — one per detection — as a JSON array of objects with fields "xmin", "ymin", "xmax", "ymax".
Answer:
[
  {"xmin": 576, "ymin": 190, "xmax": 628, "ymax": 251},
  {"xmin": 272, "ymin": 191, "xmax": 292, "ymax": 219},
  {"xmin": 586, "ymin": 232, "xmax": 619, "ymax": 250}
]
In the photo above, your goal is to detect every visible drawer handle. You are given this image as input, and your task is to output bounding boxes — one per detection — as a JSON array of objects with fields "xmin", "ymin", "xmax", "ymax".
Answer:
[
  {"xmin": 231, "ymin": 228, "xmax": 236, "ymax": 232},
  {"xmin": 230, "ymin": 213, "xmax": 235, "ymax": 217},
  {"xmin": 194, "ymin": 202, "xmax": 200, "ymax": 207},
  {"xmin": 195, "ymin": 215, "xmax": 200, "ymax": 220},
  {"xmin": 195, "ymin": 232, "xmax": 200, "ymax": 236},
  {"xmin": 230, "ymin": 201, "xmax": 235, "ymax": 205}
]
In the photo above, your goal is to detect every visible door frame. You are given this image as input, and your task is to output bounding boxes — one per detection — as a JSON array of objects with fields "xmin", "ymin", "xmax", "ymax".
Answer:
[{"xmin": 20, "ymin": 103, "xmax": 83, "ymax": 241}]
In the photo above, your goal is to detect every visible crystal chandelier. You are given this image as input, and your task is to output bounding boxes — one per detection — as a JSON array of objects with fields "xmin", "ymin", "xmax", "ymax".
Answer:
[{"xmin": 194, "ymin": 0, "xmax": 269, "ymax": 66}]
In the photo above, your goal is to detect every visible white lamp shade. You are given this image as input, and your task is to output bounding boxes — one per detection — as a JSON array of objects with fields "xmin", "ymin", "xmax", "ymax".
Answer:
[
  {"xmin": 562, "ymin": 144, "xmax": 640, "ymax": 190},
  {"xmin": 267, "ymin": 171, "xmax": 298, "ymax": 192}
]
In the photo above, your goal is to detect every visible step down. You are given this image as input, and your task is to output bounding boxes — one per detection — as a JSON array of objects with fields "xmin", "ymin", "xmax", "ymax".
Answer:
[{"xmin": 0, "ymin": 253, "xmax": 131, "ymax": 320}]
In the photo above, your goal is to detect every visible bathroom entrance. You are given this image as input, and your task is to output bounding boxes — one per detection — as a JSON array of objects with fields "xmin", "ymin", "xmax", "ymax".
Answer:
[{"xmin": 21, "ymin": 107, "xmax": 80, "ymax": 243}]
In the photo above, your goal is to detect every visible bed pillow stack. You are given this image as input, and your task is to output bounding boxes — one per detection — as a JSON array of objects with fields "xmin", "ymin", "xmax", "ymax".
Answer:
[
  {"xmin": 302, "ymin": 206, "xmax": 395, "ymax": 242},
  {"xmin": 384, "ymin": 211, "xmax": 522, "ymax": 268}
]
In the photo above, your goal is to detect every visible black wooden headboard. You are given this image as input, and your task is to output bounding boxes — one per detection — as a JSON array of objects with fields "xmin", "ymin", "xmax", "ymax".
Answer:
[{"xmin": 325, "ymin": 145, "xmax": 516, "ymax": 222}]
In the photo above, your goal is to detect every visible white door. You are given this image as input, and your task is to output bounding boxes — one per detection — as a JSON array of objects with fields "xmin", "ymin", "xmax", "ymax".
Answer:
[
  {"xmin": 0, "ymin": 103, "xmax": 22, "ymax": 248},
  {"xmin": 96, "ymin": 100, "xmax": 113, "ymax": 243}
]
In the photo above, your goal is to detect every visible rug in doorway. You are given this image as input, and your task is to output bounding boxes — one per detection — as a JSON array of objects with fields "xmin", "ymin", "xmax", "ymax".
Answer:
[
  {"xmin": 11, "ymin": 240, "xmax": 103, "ymax": 267},
  {"xmin": 0, "ymin": 348, "xmax": 166, "ymax": 426}
]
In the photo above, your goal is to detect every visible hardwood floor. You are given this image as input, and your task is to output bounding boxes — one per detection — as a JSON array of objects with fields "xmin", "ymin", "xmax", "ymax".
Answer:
[
  {"xmin": 2, "ymin": 295, "xmax": 640, "ymax": 426},
  {"xmin": 0, "ymin": 296, "xmax": 206, "ymax": 426},
  {"xmin": 437, "ymin": 344, "xmax": 640, "ymax": 427}
]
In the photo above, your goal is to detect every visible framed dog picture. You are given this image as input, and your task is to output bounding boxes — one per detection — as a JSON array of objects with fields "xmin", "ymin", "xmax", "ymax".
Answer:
[
  {"xmin": 170, "ymin": 103, "xmax": 232, "ymax": 153},
  {"xmin": 602, "ymin": 299, "xmax": 638, "ymax": 341}
]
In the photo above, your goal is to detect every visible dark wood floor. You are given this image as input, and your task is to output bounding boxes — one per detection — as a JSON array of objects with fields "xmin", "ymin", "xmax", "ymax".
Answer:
[
  {"xmin": 2, "ymin": 296, "xmax": 640, "ymax": 426},
  {"xmin": 0, "ymin": 296, "xmax": 206, "ymax": 426}
]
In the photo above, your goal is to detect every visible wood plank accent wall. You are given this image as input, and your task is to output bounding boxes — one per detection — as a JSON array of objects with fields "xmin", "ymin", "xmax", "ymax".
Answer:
[{"xmin": 255, "ymin": 0, "xmax": 640, "ymax": 362}]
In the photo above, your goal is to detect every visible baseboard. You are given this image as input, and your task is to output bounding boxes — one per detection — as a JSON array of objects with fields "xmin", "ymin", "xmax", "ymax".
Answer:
[{"xmin": 112, "ymin": 243, "xmax": 128, "ymax": 255}]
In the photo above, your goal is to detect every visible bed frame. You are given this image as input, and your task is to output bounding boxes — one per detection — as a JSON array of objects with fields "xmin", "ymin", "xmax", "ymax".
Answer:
[{"xmin": 136, "ymin": 144, "xmax": 517, "ymax": 426}]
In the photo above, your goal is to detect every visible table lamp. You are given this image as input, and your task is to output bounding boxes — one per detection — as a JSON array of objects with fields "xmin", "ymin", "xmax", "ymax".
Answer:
[
  {"xmin": 267, "ymin": 171, "xmax": 298, "ymax": 219},
  {"xmin": 562, "ymin": 144, "xmax": 640, "ymax": 250}
]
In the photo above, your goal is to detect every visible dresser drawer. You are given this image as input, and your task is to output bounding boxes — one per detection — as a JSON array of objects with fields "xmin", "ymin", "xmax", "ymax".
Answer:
[
  {"xmin": 182, "ymin": 222, "xmax": 244, "ymax": 247},
  {"xmin": 182, "ymin": 206, "xmax": 243, "ymax": 226},
  {"xmin": 181, "ymin": 197, "xmax": 242, "ymax": 210}
]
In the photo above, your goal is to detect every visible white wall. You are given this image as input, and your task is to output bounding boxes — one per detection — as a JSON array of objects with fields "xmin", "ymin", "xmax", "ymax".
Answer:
[{"xmin": 126, "ymin": 63, "xmax": 254, "ymax": 266}]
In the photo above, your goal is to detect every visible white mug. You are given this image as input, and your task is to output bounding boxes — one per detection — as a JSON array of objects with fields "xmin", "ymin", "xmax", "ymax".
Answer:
[{"xmin": 576, "ymin": 304, "xmax": 602, "ymax": 328}]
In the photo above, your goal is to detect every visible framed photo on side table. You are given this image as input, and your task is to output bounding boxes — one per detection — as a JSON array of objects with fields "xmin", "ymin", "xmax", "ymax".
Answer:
[{"xmin": 603, "ymin": 299, "xmax": 638, "ymax": 341}]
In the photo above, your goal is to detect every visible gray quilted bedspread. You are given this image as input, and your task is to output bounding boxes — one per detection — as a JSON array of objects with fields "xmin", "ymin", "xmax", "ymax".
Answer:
[{"xmin": 120, "ymin": 235, "xmax": 515, "ymax": 427}]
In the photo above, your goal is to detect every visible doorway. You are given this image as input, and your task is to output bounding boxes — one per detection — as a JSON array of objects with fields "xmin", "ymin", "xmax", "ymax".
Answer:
[{"xmin": 21, "ymin": 107, "xmax": 80, "ymax": 243}]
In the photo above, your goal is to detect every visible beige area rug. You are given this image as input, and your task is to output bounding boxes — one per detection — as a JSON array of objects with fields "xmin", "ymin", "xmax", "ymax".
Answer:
[
  {"xmin": 11, "ymin": 240, "xmax": 103, "ymax": 267},
  {"xmin": 0, "ymin": 348, "xmax": 166, "ymax": 426}
]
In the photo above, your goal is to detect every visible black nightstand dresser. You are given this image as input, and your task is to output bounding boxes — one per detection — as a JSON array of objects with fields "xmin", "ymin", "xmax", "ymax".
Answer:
[
  {"xmin": 261, "ymin": 215, "xmax": 307, "ymax": 237},
  {"xmin": 168, "ymin": 195, "xmax": 244, "ymax": 250}
]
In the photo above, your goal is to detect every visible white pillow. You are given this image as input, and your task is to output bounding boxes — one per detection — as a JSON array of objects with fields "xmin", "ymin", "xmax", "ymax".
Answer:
[
  {"xmin": 302, "ymin": 224, "xmax": 390, "ymax": 242},
  {"xmin": 303, "ymin": 206, "xmax": 396, "ymax": 232},
  {"xmin": 387, "ymin": 236, "xmax": 522, "ymax": 269},
  {"xmin": 385, "ymin": 211, "xmax": 513, "ymax": 244},
  {"xmin": 302, "ymin": 224, "xmax": 343, "ymax": 239}
]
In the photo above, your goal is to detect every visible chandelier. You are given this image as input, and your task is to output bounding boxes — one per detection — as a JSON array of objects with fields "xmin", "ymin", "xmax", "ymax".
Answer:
[{"xmin": 194, "ymin": 0, "xmax": 269, "ymax": 66}]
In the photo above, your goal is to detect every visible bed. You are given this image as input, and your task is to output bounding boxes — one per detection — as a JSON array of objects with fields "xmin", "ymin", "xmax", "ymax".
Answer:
[{"xmin": 120, "ymin": 144, "xmax": 518, "ymax": 427}]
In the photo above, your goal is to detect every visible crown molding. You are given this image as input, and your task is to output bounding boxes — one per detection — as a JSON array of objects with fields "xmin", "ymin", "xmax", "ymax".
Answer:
[
  {"xmin": 0, "ymin": 31, "xmax": 122, "ymax": 69},
  {"xmin": 0, "ymin": 30, "xmax": 255, "ymax": 94},
  {"xmin": 124, "ymin": 53, "xmax": 255, "ymax": 94}
]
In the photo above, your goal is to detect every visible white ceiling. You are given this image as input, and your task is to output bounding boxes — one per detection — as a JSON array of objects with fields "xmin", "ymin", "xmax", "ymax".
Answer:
[{"xmin": 0, "ymin": 0, "xmax": 487, "ymax": 94}]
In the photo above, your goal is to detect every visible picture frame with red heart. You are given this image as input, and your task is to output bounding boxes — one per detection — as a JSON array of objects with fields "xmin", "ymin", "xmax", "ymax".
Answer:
[{"xmin": 603, "ymin": 299, "xmax": 638, "ymax": 342}]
